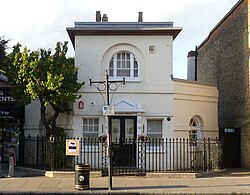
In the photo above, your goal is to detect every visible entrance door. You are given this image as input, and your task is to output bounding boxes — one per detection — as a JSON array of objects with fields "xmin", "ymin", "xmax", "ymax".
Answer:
[
  {"xmin": 111, "ymin": 116, "xmax": 137, "ymax": 167},
  {"xmin": 219, "ymin": 128, "xmax": 241, "ymax": 168}
]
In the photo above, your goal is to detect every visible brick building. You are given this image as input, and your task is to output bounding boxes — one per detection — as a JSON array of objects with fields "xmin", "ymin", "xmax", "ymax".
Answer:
[{"xmin": 196, "ymin": 0, "xmax": 250, "ymax": 168}]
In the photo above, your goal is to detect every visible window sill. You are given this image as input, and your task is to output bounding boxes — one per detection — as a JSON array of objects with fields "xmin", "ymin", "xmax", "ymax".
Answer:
[
  {"xmin": 109, "ymin": 79, "xmax": 141, "ymax": 82},
  {"xmin": 125, "ymin": 79, "xmax": 141, "ymax": 83}
]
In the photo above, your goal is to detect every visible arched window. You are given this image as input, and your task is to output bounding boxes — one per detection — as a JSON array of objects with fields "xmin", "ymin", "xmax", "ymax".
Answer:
[
  {"xmin": 189, "ymin": 116, "xmax": 203, "ymax": 144},
  {"xmin": 109, "ymin": 51, "xmax": 139, "ymax": 80}
]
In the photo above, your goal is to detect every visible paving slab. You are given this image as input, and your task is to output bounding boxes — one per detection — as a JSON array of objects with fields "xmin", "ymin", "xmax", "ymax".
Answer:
[{"xmin": 0, "ymin": 168, "xmax": 250, "ymax": 194}]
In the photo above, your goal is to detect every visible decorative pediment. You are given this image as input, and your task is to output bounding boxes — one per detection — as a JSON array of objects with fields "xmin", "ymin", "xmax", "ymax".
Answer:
[{"xmin": 112, "ymin": 100, "xmax": 145, "ymax": 113}]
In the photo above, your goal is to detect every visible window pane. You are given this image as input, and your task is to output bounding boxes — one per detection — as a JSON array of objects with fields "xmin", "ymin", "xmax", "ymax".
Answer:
[
  {"xmin": 125, "ymin": 119, "xmax": 134, "ymax": 139},
  {"xmin": 83, "ymin": 126, "xmax": 88, "ymax": 132},
  {"xmin": 109, "ymin": 69, "xmax": 113, "ymax": 77},
  {"xmin": 117, "ymin": 69, "xmax": 130, "ymax": 77},
  {"xmin": 117, "ymin": 70, "xmax": 122, "ymax": 77},
  {"xmin": 89, "ymin": 125, "xmax": 93, "ymax": 132},
  {"xmin": 94, "ymin": 126, "xmax": 98, "ymax": 132},
  {"xmin": 117, "ymin": 61, "xmax": 121, "ymax": 68},
  {"xmin": 147, "ymin": 120, "xmax": 162, "ymax": 132},
  {"xmin": 189, "ymin": 130, "xmax": 198, "ymax": 146},
  {"xmin": 147, "ymin": 120, "xmax": 162, "ymax": 139},
  {"xmin": 134, "ymin": 60, "xmax": 138, "ymax": 69},
  {"xmin": 112, "ymin": 119, "xmax": 120, "ymax": 142},
  {"xmin": 134, "ymin": 70, "xmax": 138, "ymax": 77},
  {"xmin": 82, "ymin": 118, "xmax": 99, "ymax": 137},
  {"xmin": 127, "ymin": 61, "xmax": 130, "ymax": 68},
  {"xmin": 124, "ymin": 70, "xmax": 130, "ymax": 76},
  {"xmin": 109, "ymin": 58, "xmax": 114, "ymax": 68}
]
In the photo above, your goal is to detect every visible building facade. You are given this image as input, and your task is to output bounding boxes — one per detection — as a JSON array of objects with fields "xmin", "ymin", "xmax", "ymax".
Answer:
[
  {"xmin": 196, "ymin": 0, "xmax": 250, "ymax": 168},
  {"xmin": 66, "ymin": 12, "xmax": 218, "ymax": 144}
]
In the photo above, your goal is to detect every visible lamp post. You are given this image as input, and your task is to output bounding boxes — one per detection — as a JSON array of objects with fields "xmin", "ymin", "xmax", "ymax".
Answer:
[{"xmin": 89, "ymin": 71, "xmax": 125, "ymax": 190}]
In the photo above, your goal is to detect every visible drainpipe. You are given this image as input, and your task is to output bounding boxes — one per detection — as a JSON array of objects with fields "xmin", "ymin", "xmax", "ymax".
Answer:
[{"xmin": 194, "ymin": 46, "xmax": 198, "ymax": 81}]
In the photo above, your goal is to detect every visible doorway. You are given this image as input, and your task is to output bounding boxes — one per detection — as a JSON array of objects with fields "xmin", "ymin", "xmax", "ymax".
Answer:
[
  {"xmin": 219, "ymin": 128, "xmax": 241, "ymax": 168},
  {"xmin": 111, "ymin": 116, "xmax": 137, "ymax": 168},
  {"xmin": 0, "ymin": 118, "xmax": 19, "ymax": 163}
]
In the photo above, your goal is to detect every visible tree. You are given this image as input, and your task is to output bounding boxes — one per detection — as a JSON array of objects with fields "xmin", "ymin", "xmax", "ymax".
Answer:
[
  {"xmin": 6, "ymin": 42, "xmax": 83, "ymax": 136},
  {"xmin": 0, "ymin": 36, "xmax": 10, "ymax": 73}
]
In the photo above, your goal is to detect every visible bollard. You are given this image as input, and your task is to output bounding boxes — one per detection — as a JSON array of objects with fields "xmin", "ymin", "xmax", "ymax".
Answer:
[{"xmin": 9, "ymin": 156, "xmax": 14, "ymax": 177}]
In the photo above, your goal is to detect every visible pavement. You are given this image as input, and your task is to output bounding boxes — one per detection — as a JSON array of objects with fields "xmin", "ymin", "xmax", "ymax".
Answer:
[{"xmin": 0, "ymin": 165, "xmax": 250, "ymax": 194}]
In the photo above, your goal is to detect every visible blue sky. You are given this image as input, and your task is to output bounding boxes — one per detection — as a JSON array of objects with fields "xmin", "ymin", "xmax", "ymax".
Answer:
[{"xmin": 1, "ymin": 0, "xmax": 239, "ymax": 79}]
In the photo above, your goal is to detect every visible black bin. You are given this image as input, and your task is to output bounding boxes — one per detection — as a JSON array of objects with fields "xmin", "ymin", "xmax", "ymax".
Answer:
[{"xmin": 75, "ymin": 164, "xmax": 90, "ymax": 190}]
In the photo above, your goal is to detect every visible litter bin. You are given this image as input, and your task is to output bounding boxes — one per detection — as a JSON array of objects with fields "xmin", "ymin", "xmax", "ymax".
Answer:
[{"xmin": 75, "ymin": 164, "xmax": 90, "ymax": 190}]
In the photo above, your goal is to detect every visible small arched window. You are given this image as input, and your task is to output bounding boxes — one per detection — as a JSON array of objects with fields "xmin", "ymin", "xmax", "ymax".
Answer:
[
  {"xmin": 189, "ymin": 116, "xmax": 203, "ymax": 144},
  {"xmin": 189, "ymin": 118, "xmax": 199, "ymax": 128},
  {"xmin": 109, "ymin": 51, "xmax": 139, "ymax": 80}
]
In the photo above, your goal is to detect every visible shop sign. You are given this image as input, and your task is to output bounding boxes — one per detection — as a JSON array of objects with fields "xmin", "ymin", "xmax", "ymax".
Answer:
[
  {"xmin": 66, "ymin": 139, "xmax": 80, "ymax": 156},
  {"xmin": 0, "ymin": 90, "xmax": 15, "ymax": 103},
  {"xmin": 0, "ymin": 96, "xmax": 15, "ymax": 102}
]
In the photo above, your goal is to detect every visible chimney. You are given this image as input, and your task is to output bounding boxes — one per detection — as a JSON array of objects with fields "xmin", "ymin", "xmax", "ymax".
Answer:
[
  {"xmin": 96, "ymin": 11, "xmax": 101, "ymax": 22},
  {"xmin": 102, "ymin": 14, "xmax": 108, "ymax": 22},
  {"xmin": 187, "ymin": 47, "xmax": 198, "ymax": 81},
  {"xmin": 138, "ymin": 12, "xmax": 143, "ymax": 22}
]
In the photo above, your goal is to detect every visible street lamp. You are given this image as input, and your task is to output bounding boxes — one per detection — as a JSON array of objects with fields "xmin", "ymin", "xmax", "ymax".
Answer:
[{"xmin": 89, "ymin": 71, "xmax": 125, "ymax": 190}]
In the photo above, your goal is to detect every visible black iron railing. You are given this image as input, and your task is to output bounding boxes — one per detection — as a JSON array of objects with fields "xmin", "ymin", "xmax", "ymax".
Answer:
[{"xmin": 19, "ymin": 136, "xmax": 222, "ymax": 175}]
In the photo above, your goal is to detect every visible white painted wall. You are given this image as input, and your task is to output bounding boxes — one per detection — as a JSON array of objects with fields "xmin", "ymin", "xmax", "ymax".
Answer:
[
  {"xmin": 173, "ymin": 79, "xmax": 218, "ymax": 138},
  {"xmin": 74, "ymin": 35, "xmax": 175, "ymax": 138},
  {"xmin": 75, "ymin": 35, "xmax": 174, "ymax": 92},
  {"xmin": 24, "ymin": 100, "xmax": 40, "ymax": 136},
  {"xmin": 24, "ymin": 100, "xmax": 74, "ymax": 136}
]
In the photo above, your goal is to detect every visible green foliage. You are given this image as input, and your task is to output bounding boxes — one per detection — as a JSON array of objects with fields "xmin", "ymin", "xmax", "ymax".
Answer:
[
  {"xmin": 0, "ymin": 36, "xmax": 10, "ymax": 72},
  {"xmin": 46, "ymin": 134, "xmax": 72, "ymax": 170},
  {"xmin": 6, "ymin": 41, "xmax": 83, "ymax": 136}
]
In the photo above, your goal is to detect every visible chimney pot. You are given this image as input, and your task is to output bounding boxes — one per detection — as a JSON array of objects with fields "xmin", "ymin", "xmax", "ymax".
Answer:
[
  {"xmin": 96, "ymin": 11, "xmax": 101, "ymax": 22},
  {"xmin": 138, "ymin": 12, "xmax": 143, "ymax": 22},
  {"xmin": 102, "ymin": 14, "xmax": 108, "ymax": 22}
]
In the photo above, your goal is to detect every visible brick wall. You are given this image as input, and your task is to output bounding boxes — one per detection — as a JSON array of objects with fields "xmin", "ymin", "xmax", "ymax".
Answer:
[{"xmin": 197, "ymin": 0, "xmax": 250, "ymax": 168}]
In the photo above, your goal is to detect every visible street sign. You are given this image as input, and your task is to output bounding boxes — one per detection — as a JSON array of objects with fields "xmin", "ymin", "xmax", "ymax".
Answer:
[{"xmin": 103, "ymin": 105, "xmax": 115, "ymax": 116}]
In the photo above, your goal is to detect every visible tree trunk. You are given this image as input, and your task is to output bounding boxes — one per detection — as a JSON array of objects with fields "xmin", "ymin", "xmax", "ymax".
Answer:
[
  {"xmin": 40, "ymin": 98, "xmax": 52, "ymax": 136},
  {"xmin": 48, "ymin": 107, "xmax": 60, "ymax": 136}
]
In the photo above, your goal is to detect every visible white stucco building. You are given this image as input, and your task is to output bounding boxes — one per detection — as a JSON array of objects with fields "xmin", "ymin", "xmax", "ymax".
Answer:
[
  {"xmin": 64, "ymin": 12, "xmax": 219, "ymax": 143},
  {"xmin": 22, "ymin": 12, "xmax": 219, "ymax": 173}
]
